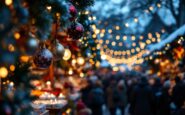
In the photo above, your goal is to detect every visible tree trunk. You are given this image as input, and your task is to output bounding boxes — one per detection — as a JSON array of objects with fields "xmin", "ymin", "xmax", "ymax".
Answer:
[{"xmin": 179, "ymin": 0, "xmax": 185, "ymax": 27}]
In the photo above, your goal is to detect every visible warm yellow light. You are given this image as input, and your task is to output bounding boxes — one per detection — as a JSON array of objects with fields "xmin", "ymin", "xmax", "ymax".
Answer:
[
  {"xmin": 8, "ymin": 44, "xmax": 15, "ymax": 52},
  {"xmin": 146, "ymin": 40, "xmax": 151, "ymax": 44},
  {"xmin": 10, "ymin": 82, "xmax": 14, "ymax": 87},
  {"xmin": 156, "ymin": 32, "xmax": 160, "ymax": 38},
  {"xmin": 77, "ymin": 57, "xmax": 85, "ymax": 65},
  {"xmin": 152, "ymin": 38, "xmax": 156, "ymax": 42},
  {"xmin": 113, "ymin": 66, "xmax": 119, "ymax": 71},
  {"xmin": 136, "ymin": 47, "xmax": 140, "ymax": 52},
  {"xmin": 131, "ymin": 49, "xmax": 135, "ymax": 53},
  {"xmin": 93, "ymin": 16, "xmax": 96, "ymax": 20},
  {"xmin": 140, "ymin": 36, "xmax": 144, "ymax": 40},
  {"xmin": 88, "ymin": 17, "xmax": 92, "ymax": 20},
  {"xmin": 123, "ymin": 36, "xmax": 127, "ymax": 40},
  {"xmin": 71, "ymin": 59, "xmax": 76, "ymax": 65},
  {"xmin": 0, "ymin": 67, "xmax": 8, "ymax": 78},
  {"xmin": 112, "ymin": 42, "xmax": 116, "ymax": 46},
  {"xmin": 56, "ymin": 13, "xmax": 60, "ymax": 17},
  {"xmin": 95, "ymin": 29, "xmax": 100, "ymax": 34},
  {"xmin": 68, "ymin": 68, "xmax": 73, "ymax": 75},
  {"xmin": 134, "ymin": 18, "xmax": 138, "ymax": 22},
  {"xmin": 95, "ymin": 61, "xmax": 100, "ymax": 67},
  {"xmin": 114, "ymin": 51, "xmax": 118, "ymax": 55},
  {"xmin": 92, "ymin": 34, "xmax": 96, "ymax": 38},
  {"xmin": 157, "ymin": 4, "xmax": 161, "ymax": 8},
  {"xmin": 85, "ymin": 11, "xmax": 89, "ymax": 15},
  {"xmin": 126, "ymin": 50, "xmax": 131, "ymax": 55},
  {"xmin": 132, "ymin": 43, "xmax": 136, "ymax": 47},
  {"xmin": 92, "ymin": 47, "xmax": 96, "ymax": 51},
  {"xmin": 46, "ymin": 6, "xmax": 52, "ymax": 11},
  {"xmin": 10, "ymin": 65, "xmax": 15, "ymax": 71},
  {"xmin": 97, "ymin": 44, "xmax": 101, "ymax": 49},
  {"xmin": 108, "ymin": 29, "xmax": 112, "ymax": 33},
  {"xmin": 118, "ymin": 42, "xmax": 123, "ymax": 46},
  {"xmin": 99, "ymin": 39, "xmax": 103, "ymax": 44},
  {"xmin": 46, "ymin": 81, "xmax": 51, "ymax": 86},
  {"xmin": 157, "ymin": 72, "xmax": 161, "ymax": 76},
  {"xmin": 149, "ymin": 6, "xmax": 154, "ymax": 11},
  {"xmin": 100, "ymin": 33, "xmax": 104, "ymax": 37},
  {"xmin": 122, "ymin": 52, "xmax": 126, "ymax": 55},
  {"xmin": 91, "ymin": 25, "xmax": 96, "ymax": 30},
  {"xmin": 80, "ymin": 73, "xmax": 85, "ymax": 78},
  {"xmin": 131, "ymin": 36, "xmax": 136, "ymax": 41},
  {"xmin": 155, "ymin": 59, "xmax": 160, "ymax": 64},
  {"xmin": 157, "ymin": 38, "xmax": 161, "ymax": 42},
  {"xmin": 5, "ymin": 0, "xmax": 12, "ymax": 6},
  {"xmin": 106, "ymin": 40, "xmax": 109, "ymax": 44},
  {"xmin": 14, "ymin": 32, "xmax": 20, "ymax": 40},
  {"xmin": 101, "ymin": 54, "xmax": 107, "ymax": 60},
  {"xmin": 115, "ymin": 26, "xmax": 120, "ymax": 30},
  {"xmin": 63, "ymin": 49, "xmax": 71, "ymax": 61},
  {"xmin": 148, "ymin": 33, "xmax": 153, "ymax": 38},
  {"xmin": 20, "ymin": 55, "xmax": 30, "ymax": 62},
  {"xmin": 101, "ymin": 29, "xmax": 105, "ymax": 33},
  {"xmin": 116, "ymin": 35, "xmax": 120, "ymax": 40}
]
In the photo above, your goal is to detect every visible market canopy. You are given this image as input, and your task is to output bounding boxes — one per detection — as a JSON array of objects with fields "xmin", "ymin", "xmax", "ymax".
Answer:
[{"xmin": 147, "ymin": 24, "xmax": 185, "ymax": 53}]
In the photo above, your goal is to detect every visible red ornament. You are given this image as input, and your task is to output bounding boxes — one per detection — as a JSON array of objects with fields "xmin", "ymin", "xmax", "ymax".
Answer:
[
  {"xmin": 67, "ymin": 22, "xmax": 84, "ymax": 40},
  {"xmin": 69, "ymin": 4, "xmax": 78, "ymax": 21}
]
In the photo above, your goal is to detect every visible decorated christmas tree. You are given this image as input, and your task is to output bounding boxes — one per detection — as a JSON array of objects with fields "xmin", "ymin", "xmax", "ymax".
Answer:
[{"xmin": 0, "ymin": 0, "xmax": 98, "ymax": 114}]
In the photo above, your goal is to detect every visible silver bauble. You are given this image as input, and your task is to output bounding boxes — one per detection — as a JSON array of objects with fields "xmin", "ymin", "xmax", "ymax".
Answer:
[{"xmin": 52, "ymin": 41, "xmax": 65, "ymax": 61}]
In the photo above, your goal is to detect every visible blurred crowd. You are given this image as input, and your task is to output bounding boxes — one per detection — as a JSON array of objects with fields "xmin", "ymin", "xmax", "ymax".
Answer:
[{"xmin": 76, "ymin": 69, "xmax": 185, "ymax": 115}]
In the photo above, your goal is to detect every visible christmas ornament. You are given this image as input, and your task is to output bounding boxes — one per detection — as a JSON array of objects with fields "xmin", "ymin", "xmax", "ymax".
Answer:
[
  {"xmin": 26, "ymin": 37, "xmax": 39, "ymax": 55},
  {"xmin": 52, "ymin": 41, "xmax": 65, "ymax": 61},
  {"xmin": 67, "ymin": 22, "xmax": 84, "ymax": 40},
  {"xmin": 69, "ymin": 4, "xmax": 78, "ymax": 21},
  {"xmin": 33, "ymin": 45, "xmax": 53, "ymax": 69},
  {"xmin": 63, "ymin": 49, "xmax": 71, "ymax": 61}
]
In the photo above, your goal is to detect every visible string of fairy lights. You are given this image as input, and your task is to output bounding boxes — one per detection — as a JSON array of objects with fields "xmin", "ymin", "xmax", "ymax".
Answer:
[{"xmin": 89, "ymin": 1, "xmax": 170, "ymax": 66}]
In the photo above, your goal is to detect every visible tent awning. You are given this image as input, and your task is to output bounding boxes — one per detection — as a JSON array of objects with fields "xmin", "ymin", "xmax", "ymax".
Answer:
[{"xmin": 147, "ymin": 25, "xmax": 185, "ymax": 53}]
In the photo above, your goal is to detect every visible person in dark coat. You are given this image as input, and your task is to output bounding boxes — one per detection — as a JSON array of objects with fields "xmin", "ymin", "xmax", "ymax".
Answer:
[
  {"xmin": 106, "ymin": 78, "xmax": 118, "ymax": 115},
  {"xmin": 172, "ymin": 76, "xmax": 185, "ymax": 111},
  {"xmin": 117, "ymin": 80, "xmax": 127, "ymax": 115},
  {"xmin": 152, "ymin": 77, "xmax": 163, "ymax": 115},
  {"xmin": 88, "ymin": 80, "xmax": 104, "ymax": 115},
  {"xmin": 158, "ymin": 81, "xmax": 171, "ymax": 115},
  {"xmin": 81, "ymin": 80, "xmax": 93, "ymax": 107},
  {"xmin": 127, "ymin": 78, "xmax": 138, "ymax": 114},
  {"xmin": 130, "ymin": 77, "xmax": 154, "ymax": 115}
]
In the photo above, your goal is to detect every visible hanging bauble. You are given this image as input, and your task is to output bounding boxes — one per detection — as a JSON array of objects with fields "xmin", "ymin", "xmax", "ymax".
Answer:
[
  {"xmin": 69, "ymin": 4, "xmax": 78, "ymax": 21},
  {"xmin": 52, "ymin": 41, "xmax": 65, "ymax": 61},
  {"xmin": 26, "ymin": 37, "xmax": 39, "ymax": 55},
  {"xmin": 67, "ymin": 22, "xmax": 84, "ymax": 40},
  {"xmin": 63, "ymin": 48, "xmax": 72, "ymax": 61},
  {"xmin": 33, "ymin": 45, "xmax": 53, "ymax": 69}
]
